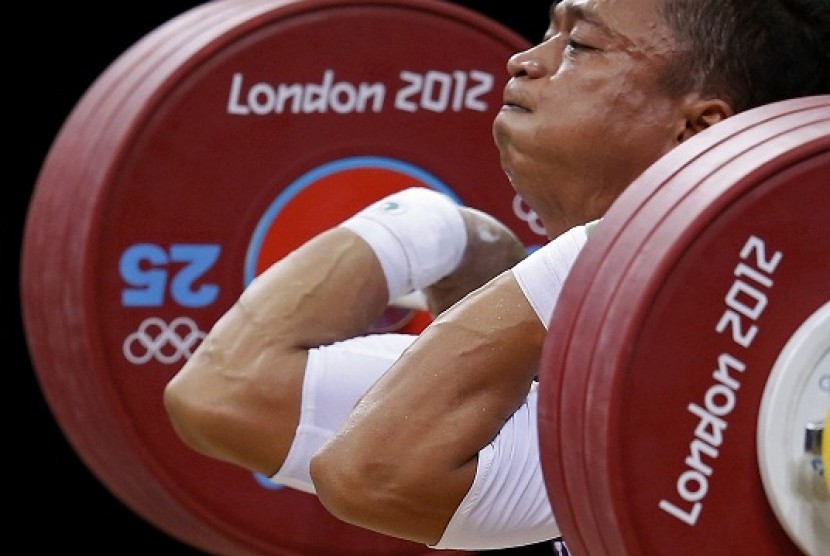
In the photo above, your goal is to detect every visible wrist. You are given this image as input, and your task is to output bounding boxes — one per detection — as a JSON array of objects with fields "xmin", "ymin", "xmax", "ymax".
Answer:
[{"xmin": 340, "ymin": 187, "xmax": 467, "ymax": 301}]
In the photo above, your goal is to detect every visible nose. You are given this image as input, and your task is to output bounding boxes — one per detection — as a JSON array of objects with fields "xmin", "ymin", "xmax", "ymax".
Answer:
[{"xmin": 507, "ymin": 42, "xmax": 555, "ymax": 79}]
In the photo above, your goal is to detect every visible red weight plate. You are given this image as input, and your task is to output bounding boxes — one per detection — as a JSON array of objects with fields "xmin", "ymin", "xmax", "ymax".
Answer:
[
  {"xmin": 49, "ymin": 1, "xmax": 264, "ymax": 184},
  {"xmin": 594, "ymin": 142, "xmax": 828, "ymax": 556},
  {"xmin": 574, "ymin": 97, "xmax": 828, "ymax": 556},
  {"xmin": 21, "ymin": 0, "xmax": 532, "ymax": 554},
  {"xmin": 539, "ymin": 96, "xmax": 830, "ymax": 556},
  {"xmin": 538, "ymin": 95, "xmax": 830, "ymax": 556},
  {"xmin": 537, "ymin": 95, "xmax": 830, "ymax": 556}
]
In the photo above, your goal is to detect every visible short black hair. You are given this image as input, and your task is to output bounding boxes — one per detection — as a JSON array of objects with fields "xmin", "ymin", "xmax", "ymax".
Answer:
[{"xmin": 659, "ymin": 0, "xmax": 830, "ymax": 112}]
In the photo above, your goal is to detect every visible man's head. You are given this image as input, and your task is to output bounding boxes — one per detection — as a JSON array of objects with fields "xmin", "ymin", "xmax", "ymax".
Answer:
[{"xmin": 492, "ymin": 0, "xmax": 829, "ymax": 239}]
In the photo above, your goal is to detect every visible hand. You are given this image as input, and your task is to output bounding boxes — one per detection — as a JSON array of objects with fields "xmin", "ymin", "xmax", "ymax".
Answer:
[{"xmin": 423, "ymin": 207, "xmax": 527, "ymax": 316}]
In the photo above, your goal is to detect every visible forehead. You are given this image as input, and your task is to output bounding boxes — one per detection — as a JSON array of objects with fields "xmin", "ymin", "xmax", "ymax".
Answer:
[
  {"xmin": 554, "ymin": 0, "xmax": 675, "ymax": 57},
  {"xmin": 554, "ymin": 0, "xmax": 669, "ymax": 39}
]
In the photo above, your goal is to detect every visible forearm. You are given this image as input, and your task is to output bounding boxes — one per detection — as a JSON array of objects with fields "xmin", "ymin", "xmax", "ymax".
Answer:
[
  {"xmin": 310, "ymin": 271, "xmax": 545, "ymax": 544},
  {"xmin": 164, "ymin": 228, "xmax": 388, "ymax": 473},
  {"xmin": 238, "ymin": 228, "xmax": 389, "ymax": 347},
  {"xmin": 394, "ymin": 274, "xmax": 545, "ymax": 463}
]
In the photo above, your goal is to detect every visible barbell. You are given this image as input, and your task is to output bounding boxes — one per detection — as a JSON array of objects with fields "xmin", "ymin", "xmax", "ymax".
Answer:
[{"xmin": 20, "ymin": 0, "xmax": 828, "ymax": 554}]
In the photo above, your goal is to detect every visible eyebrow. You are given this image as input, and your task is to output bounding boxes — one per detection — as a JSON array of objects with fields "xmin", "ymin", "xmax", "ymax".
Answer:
[{"xmin": 554, "ymin": 0, "xmax": 614, "ymax": 35}]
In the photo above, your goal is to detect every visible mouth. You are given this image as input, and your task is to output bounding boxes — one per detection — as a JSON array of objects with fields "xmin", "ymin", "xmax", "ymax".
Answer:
[
  {"xmin": 501, "ymin": 84, "xmax": 531, "ymax": 113},
  {"xmin": 501, "ymin": 101, "xmax": 530, "ymax": 113}
]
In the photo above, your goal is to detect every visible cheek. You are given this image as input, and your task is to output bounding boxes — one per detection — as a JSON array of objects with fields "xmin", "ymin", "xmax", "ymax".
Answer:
[
  {"xmin": 610, "ymin": 98, "xmax": 678, "ymax": 173},
  {"xmin": 584, "ymin": 78, "xmax": 678, "ymax": 170},
  {"xmin": 604, "ymin": 66, "xmax": 677, "ymax": 137}
]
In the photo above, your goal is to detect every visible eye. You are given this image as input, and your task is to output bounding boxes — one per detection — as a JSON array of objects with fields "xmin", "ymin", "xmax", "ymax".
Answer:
[{"xmin": 566, "ymin": 38, "xmax": 593, "ymax": 52}]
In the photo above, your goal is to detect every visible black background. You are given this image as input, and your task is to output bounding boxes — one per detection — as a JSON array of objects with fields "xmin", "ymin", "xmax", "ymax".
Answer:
[{"xmin": 14, "ymin": 1, "xmax": 553, "ymax": 553}]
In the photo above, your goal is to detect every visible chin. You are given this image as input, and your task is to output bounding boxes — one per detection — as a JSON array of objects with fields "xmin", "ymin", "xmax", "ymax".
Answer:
[{"xmin": 492, "ymin": 112, "xmax": 513, "ymax": 149}]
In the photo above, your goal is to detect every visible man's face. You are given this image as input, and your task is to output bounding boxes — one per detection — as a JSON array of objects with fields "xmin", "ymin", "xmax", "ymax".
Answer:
[{"xmin": 493, "ymin": 0, "xmax": 685, "ymax": 239}]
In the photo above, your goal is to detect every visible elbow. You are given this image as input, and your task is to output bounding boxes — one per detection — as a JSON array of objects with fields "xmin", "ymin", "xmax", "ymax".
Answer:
[
  {"xmin": 163, "ymin": 375, "xmax": 215, "ymax": 457},
  {"xmin": 309, "ymin": 444, "xmax": 375, "ymax": 527},
  {"xmin": 309, "ymin": 441, "xmax": 442, "ymax": 545},
  {"xmin": 163, "ymin": 365, "xmax": 242, "ymax": 467},
  {"xmin": 163, "ymin": 346, "xmax": 307, "ymax": 476}
]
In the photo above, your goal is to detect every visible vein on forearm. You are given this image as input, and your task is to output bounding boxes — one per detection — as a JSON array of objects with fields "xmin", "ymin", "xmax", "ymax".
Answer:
[{"xmin": 238, "ymin": 229, "xmax": 388, "ymax": 349}]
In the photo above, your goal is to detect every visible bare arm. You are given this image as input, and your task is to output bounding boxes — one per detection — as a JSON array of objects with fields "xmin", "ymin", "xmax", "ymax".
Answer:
[
  {"xmin": 423, "ymin": 207, "xmax": 527, "ymax": 315},
  {"xmin": 310, "ymin": 270, "xmax": 545, "ymax": 545},
  {"xmin": 164, "ymin": 228, "xmax": 388, "ymax": 475},
  {"xmin": 163, "ymin": 204, "xmax": 526, "ymax": 477}
]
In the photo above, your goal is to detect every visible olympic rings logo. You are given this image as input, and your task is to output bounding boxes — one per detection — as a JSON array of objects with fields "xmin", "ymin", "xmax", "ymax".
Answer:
[
  {"xmin": 513, "ymin": 194, "xmax": 547, "ymax": 237},
  {"xmin": 123, "ymin": 317, "xmax": 206, "ymax": 365}
]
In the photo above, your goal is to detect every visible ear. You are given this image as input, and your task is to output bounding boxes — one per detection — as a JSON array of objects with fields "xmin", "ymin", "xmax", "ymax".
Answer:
[{"xmin": 676, "ymin": 96, "xmax": 734, "ymax": 143}]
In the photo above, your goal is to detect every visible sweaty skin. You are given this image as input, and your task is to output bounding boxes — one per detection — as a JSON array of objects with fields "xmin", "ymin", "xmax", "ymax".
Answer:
[{"xmin": 165, "ymin": 0, "xmax": 734, "ymax": 546}]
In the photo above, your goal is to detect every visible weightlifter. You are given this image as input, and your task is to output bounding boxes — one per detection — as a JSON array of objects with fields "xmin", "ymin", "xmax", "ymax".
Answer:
[{"xmin": 164, "ymin": 0, "xmax": 829, "ymax": 551}]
